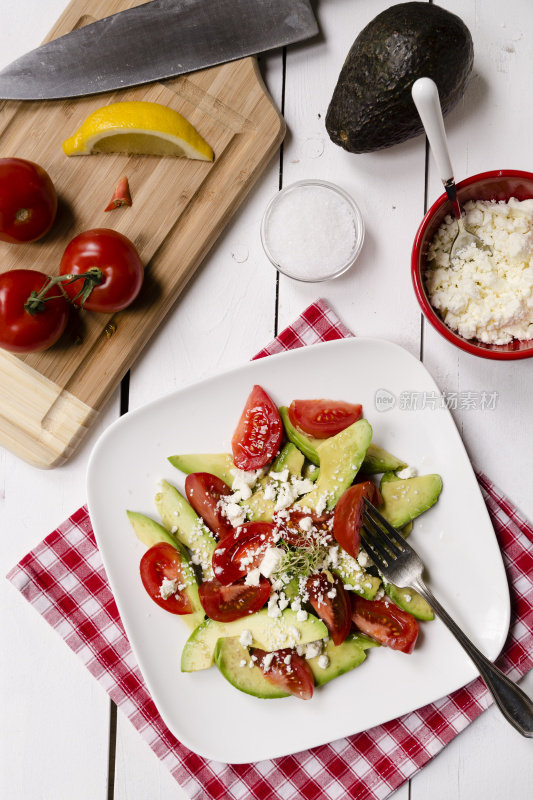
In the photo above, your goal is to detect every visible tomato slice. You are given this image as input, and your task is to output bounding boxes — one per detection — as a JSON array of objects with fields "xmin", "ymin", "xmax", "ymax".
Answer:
[
  {"xmin": 139, "ymin": 543, "xmax": 193, "ymax": 615},
  {"xmin": 277, "ymin": 509, "xmax": 334, "ymax": 548},
  {"xmin": 306, "ymin": 572, "xmax": 351, "ymax": 646},
  {"xmin": 212, "ymin": 522, "xmax": 277, "ymax": 585},
  {"xmin": 185, "ymin": 472, "xmax": 233, "ymax": 539},
  {"xmin": 198, "ymin": 576, "xmax": 271, "ymax": 622},
  {"xmin": 351, "ymin": 596, "xmax": 419, "ymax": 653},
  {"xmin": 333, "ymin": 481, "xmax": 381, "ymax": 558},
  {"xmin": 288, "ymin": 399, "xmax": 362, "ymax": 439},
  {"xmin": 231, "ymin": 385, "xmax": 283, "ymax": 470},
  {"xmin": 252, "ymin": 648, "xmax": 314, "ymax": 700}
]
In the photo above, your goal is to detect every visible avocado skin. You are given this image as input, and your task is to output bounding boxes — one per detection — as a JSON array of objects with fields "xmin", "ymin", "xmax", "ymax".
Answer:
[{"xmin": 326, "ymin": 2, "xmax": 474, "ymax": 153}]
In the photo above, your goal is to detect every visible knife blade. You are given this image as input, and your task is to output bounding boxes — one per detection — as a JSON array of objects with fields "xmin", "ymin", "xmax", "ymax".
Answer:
[{"xmin": 0, "ymin": 0, "xmax": 318, "ymax": 101}]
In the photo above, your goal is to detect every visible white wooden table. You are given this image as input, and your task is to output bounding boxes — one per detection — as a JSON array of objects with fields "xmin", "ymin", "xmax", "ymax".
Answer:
[{"xmin": 1, "ymin": 1, "xmax": 532, "ymax": 797}]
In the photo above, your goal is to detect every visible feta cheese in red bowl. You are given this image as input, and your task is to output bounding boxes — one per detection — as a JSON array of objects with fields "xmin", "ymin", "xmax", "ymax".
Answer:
[{"xmin": 411, "ymin": 169, "xmax": 533, "ymax": 360}]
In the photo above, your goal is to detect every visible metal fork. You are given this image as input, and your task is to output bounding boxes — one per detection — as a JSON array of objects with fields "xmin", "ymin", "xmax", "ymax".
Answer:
[{"xmin": 361, "ymin": 498, "xmax": 533, "ymax": 738}]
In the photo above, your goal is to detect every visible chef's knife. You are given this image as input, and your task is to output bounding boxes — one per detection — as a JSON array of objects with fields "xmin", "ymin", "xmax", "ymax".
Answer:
[{"xmin": 0, "ymin": 0, "xmax": 318, "ymax": 100}]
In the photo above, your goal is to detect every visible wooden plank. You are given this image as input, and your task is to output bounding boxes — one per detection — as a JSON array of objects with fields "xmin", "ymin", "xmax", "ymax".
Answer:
[{"xmin": 0, "ymin": 0, "xmax": 285, "ymax": 468}]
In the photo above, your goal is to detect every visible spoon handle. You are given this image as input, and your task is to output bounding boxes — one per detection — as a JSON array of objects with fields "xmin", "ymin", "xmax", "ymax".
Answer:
[{"xmin": 412, "ymin": 77, "xmax": 461, "ymax": 219}]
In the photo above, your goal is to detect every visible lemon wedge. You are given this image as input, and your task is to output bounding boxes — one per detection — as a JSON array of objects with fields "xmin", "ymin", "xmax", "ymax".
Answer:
[{"xmin": 62, "ymin": 101, "xmax": 214, "ymax": 161}]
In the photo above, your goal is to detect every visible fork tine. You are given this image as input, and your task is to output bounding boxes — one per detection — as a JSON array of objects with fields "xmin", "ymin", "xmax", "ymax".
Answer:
[
  {"xmin": 363, "ymin": 498, "xmax": 408, "ymax": 549},
  {"xmin": 360, "ymin": 524, "xmax": 390, "ymax": 570},
  {"xmin": 362, "ymin": 509, "xmax": 404, "ymax": 558}
]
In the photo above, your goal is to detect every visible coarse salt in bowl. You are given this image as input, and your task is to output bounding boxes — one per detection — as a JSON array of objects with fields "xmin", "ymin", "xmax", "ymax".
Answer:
[
  {"xmin": 261, "ymin": 180, "xmax": 364, "ymax": 282},
  {"xmin": 412, "ymin": 169, "xmax": 533, "ymax": 360}
]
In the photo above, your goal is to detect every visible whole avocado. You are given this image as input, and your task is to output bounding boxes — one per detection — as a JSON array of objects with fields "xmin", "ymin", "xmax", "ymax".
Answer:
[{"xmin": 326, "ymin": 2, "xmax": 474, "ymax": 153}]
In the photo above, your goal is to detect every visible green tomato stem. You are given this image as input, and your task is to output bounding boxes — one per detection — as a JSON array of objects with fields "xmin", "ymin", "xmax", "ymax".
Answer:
[{"xmin": 24, "ymin": 268, "xmax": 103, "ymax": 315}]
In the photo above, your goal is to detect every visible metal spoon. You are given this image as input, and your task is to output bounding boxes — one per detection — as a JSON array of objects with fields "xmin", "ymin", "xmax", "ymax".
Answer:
[{"xmin": 411, "ymin": 77, "xmax": 491, "ymax": 260}]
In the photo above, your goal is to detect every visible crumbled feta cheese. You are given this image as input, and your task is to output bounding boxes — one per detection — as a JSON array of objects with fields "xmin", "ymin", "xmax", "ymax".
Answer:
[
  {"xmin": 259, "ymin": 547, "xmax": 285, "ymax": 578},
  {"xmin": 270, "ymin": 469, "xmax": 289, "ymax": 482},
  {"xmin": 357, "ymin": 550, "xmax": 369, "ymax": 568},
  {"xmin": 292, "ymin": 478, "xmax": 315, "ymax": 496},
  {"xmin": 159, "ymin": 577, "xmax": 178, "ymax": 599},
  {"xmin": 290, "ymin": 598, "xmax": 301, "ymax": 612},
  {"xmin": 262, "ymin": 652, "xmax": 274, "ymax": 670},
  {"xmin": 296, "ymin": 609, "xmax": 308, "ymax": 622},
  {"xmin": 318, "ymin": 654, "xmax": 330, "ymax": 670},
  {"xmin": 244, "ymin": 567, "xmax": 261, "ymax": 587},
  {"xmin": 298, "ymin": 516, "xmax": 313, "ymax": 532},
  {"xmin": 239, "ymin": 629, "xmax": 253, "ymax": 647},
  {"xmin": 328, "ymin": 546, "xmax": 339, "ymax": 567},
  {"xmin": 239, "ymin": 659, "xmax": 247, "ymax": 668},
  {"xmin": 426, "ymin": 198, "xmax": 533, "ymax": 344},
  {"xmin": 396, "ymin": 466, "xmax": 417, "ymax": 480},
  {"xmin": 283, "ymin": 654, "xmax": 292, "ymax": 665},
  {"xmin": 264, "ymin": 483, "xmax": 277, "ymax": 501},
  {"xmin": 304, "ymin": 641, "xmax": 322, "ymax": 660},
  {"xmin": 277, "ymin": 592, "xmax": 289, "ymax": 611}
]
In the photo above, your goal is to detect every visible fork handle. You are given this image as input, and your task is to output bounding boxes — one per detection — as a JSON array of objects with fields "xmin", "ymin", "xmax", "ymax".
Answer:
[{"xmin": 412, "ymin": 577, "xmax": 533, "ymax": 738}]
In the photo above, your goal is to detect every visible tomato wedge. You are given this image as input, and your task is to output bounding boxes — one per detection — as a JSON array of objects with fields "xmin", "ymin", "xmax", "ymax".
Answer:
[
  {"xmin": 306, "ymin": 572, "xmax": 351, "ymax": 646},
  {"xmin": 140, "ymin": 543, "xmax": 193, "ymax": 615},
  {"xmin": 185, "ymin": 472, "xmax": 233, "ymax": 539},
  {"xmin": 351, "ymin": 596, "xmax": 419, "ymax": 653},
  {"xmin": 212, "ymin": 522, "xmax": 277, "ymax": 585},
  {"xmin": 252, "ymin": 648, "xmax": 314, "ymax": 700},
  {"xmin": 278, "ymin": 509, "xmax": 334, "ymax": 548},
  {"xmin": 288, "ymin": 399, "xmax": 362, "ymax": 439},
  {"xmin": 198, "ymin": 576, "xmax": 271, "ymax": 622},
  {"xmin": 333, "ymin": 481, "xmax": 381, "ymax": 558},
  {"xmin": 232, "ymin": 385, "xmax": 283, "ymax": 470}
]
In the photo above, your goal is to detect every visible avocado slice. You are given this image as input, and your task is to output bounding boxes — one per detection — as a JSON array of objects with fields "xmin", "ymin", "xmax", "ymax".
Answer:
[
  {"xmin": 325, "ymin": 2, "xmax": 473, "ymax": 153},
  {"xmin": 384, "ymin": 583, "xmax": 434, "ymax": 621},
  {"xmin": 155, "ymin": 480, "xmax": 217, "ymax": 579},
  {"xmin": 126, "ymin": 511, "xmax": 205, "ymax": 629},
  {"xmin": 332, "ymin": 549, "xmax": 381, "ymax": 600},
  {"xmin": 272, "ymin": 442, "xmax": 305, "ymax": 476},
  {"xmin": 360, "ymin": 444, "xmax": 407, "ymax": 475},
  {"xmin": 244, "ymin": 442, "xmax": 306, "ymax": 522},
  {"xmin": 214, "ymin": 632, "xmax": 380, "ymax": 697},
  {"xmin": 214, "ymin": 637, "xmax": 289, "ymax": 698},
  {"xmin": 168, "ymin": 453, "xmax": 234, "ymax": 486},
  {"xmin": 294, "ymin": 419, "xmax": 372, "ymax": 513},
  {"xmin": 181, "ymin": 608, "xmax": 327, "ymax": 671},
  {"xmin": 378, "ymin": 473, "xmax": 443, "ymax": 528},
  {"xmin": 279, "ymin": 406, "xmax": 322, "ymax": 465},
  {"xmin": 308, "ymin": 633, "xmax": 380, "ymax": 687},
  {"xmin": 279, "ymin": 406, "xmax": 405, "ymax": 474}
]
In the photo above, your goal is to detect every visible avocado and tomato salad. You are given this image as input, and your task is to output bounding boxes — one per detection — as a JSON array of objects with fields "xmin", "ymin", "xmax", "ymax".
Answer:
[{"xmin": 128, "ymin": 386, "xmax": 441, "ymax": 701}]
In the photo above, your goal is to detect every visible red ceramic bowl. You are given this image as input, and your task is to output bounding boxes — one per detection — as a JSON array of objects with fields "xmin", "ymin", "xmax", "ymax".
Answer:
[{"xmin": 412, "ymin": 170, "xmax": 533, "ymax": 360}]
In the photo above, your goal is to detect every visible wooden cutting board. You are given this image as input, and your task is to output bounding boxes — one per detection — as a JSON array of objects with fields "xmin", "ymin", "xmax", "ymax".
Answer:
[{"xmin": 0, "ymin": 0, "xmax": 284, "ymax": 468}]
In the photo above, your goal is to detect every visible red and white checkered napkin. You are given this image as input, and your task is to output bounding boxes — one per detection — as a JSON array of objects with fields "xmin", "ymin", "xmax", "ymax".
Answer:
[{"xmin": 6, "ymin": 299, "xmax": 533, "ymax": 800}]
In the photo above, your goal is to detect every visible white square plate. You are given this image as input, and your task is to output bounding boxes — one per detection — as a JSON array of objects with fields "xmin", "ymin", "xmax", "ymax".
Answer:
[{"xmin": 87, "ymin": 338, "xmax": 510, "ymax": 763}]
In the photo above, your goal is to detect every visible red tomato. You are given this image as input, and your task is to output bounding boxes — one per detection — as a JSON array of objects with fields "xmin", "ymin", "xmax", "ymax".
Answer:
[
  {"xmin": 252, "ymin": 648, "xmax": 314, "ymax": 700},
  {"xmin": 59, "ymin": 228, "xmax": 143, "ymax": 312},
  {"xmin": 351, "ymin": 596, "xmax": 419, "ymax": 653},
  {"xmin": 288, "ymin": 399, "xmax": 363, "ymax": 439},
  {"xmin": 0, "ymin": 269, "xmax": 69, "ymax": 353},
  {"xmin": 0, "ymin": 158, "xmax": 57, "ymax": 243},
  {"xmin": 306, "ymin": 572, "xmax": 351, "ymax": 646},
  {"xmin": 185, "ymin": 472, "xmax": 233, "ymax": 540},
  {"xmin": 333, "ymin": 481, "xmax": 380, "ymax": 558},
  {"xmin": 278, "ymin": 509, "xmax": 334, "ymax": 548},
  {"xmin": 198, "ymin": 576, "xmax": 271, "ymax": 622},
  {"xmin": 139, "ymin": 543, "xmax": 193, "ymax": 615},
  {"xmin": 231, "ymin": 385, "xmax": 283, "ymax": 470},
  {"xmin": 212, "ymin": 522, "xmax": 277, "ymax": 585}
]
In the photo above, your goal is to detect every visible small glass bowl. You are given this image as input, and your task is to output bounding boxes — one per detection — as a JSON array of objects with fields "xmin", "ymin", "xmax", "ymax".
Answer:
[{"xmin": 260, "ymin": 179, "xmax": 365, "ymax": 282}]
